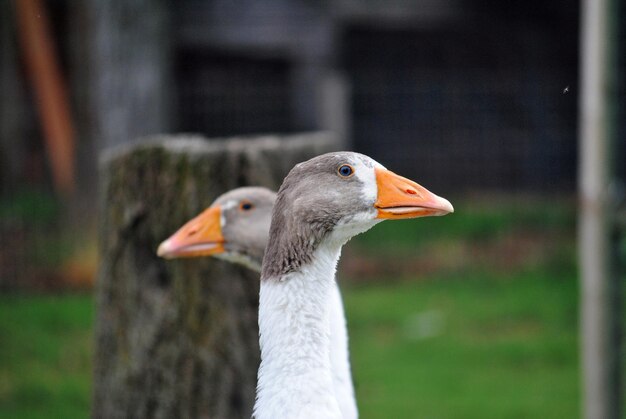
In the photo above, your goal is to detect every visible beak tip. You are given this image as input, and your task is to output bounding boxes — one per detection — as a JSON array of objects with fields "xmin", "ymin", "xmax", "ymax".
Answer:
[
  {"xmin": 157, "ymin": 240, "xmax": 171, "ymax": 258},
  {"xmin": 445, "ymin": 200, "xmax": 454, "ymax": 214},
  {"xmin": 440, "ymin": 198, "xmax": 454, "ymax": 215}
]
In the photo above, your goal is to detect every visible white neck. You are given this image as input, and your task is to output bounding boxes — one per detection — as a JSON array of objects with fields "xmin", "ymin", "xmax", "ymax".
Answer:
[
  {"xmin": 254, "ymin": 242, "xmax": 344, "ymax": 419},
  {"xmin": 328, "ymin": 283, "xmax": 358, "ymax": 419}
]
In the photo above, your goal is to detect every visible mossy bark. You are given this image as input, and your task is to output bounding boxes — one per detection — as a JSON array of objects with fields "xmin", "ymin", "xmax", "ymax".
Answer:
[{"xmin": 93, "ymin": 133, "xmax": 336, "ymax": 419}]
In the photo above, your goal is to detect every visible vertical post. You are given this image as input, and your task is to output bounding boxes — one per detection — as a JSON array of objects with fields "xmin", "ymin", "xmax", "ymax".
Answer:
[
  {"xmin": 578, "ymin": 0, "xmax": 620, "ymax": 417},
  {"xmin": 15, "ymin": 0, "xmax": 76, "ymax": 196}
]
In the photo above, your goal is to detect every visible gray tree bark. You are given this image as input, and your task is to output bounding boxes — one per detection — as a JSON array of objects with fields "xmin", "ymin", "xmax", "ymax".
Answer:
[{"xmin": 94, "ymin": 133, "xmax": 336, "ymax": 419}]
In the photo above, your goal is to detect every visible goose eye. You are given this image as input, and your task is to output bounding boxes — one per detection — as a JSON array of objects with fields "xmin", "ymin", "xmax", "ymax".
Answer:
[
  {"xmin": 239, "ymin": 201, "xmax": 254, "ymax": 211},
  {"xmin": 337, "ymin": 164, "xmax": 354, "ymax": 178}
]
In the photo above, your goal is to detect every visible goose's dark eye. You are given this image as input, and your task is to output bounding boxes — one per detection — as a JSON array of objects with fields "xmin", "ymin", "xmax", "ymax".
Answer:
[
  {"xmin": 239, "ymin": 201, "xmax": 254, "ymax": 211},
  {"xmin": 337, "ymin": 164, "xmax": 354, "ymax": 178}
]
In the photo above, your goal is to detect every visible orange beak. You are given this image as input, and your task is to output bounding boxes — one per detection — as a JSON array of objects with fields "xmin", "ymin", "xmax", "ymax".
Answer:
[
  {"xmin": 157, "ymin": 205, "xmax": 225, "ymax": 259},
  {"xmin": 374, "ymin": 168, "xmax": 454, "ymax": 219}
]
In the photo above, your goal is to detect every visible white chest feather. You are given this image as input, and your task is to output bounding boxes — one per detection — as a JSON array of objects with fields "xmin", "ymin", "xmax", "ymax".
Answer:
[
  {"xmin": 254, "ymin": 244, "xmax": 344, "ymax": 419},
  {"xmin": 328, "ymin": 282, "xmax": 358, "ymax": 419}
]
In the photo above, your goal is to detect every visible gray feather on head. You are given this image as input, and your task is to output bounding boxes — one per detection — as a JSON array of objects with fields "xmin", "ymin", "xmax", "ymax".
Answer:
[
  {"xmin": 211, "ymin": 187, "xmax": 276, "ymax": 271},
  {"xmin": 261, "ymin": 152, "xmax": 375, "ymax": 279}
]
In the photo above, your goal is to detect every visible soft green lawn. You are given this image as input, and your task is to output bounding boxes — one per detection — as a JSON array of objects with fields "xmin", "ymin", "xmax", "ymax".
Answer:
[
  {"xmin": 0, "ymin": 274, "xmax": 580, "ymax": 419},
  {"xmin": 0, "ymin": 294, "xmax": 93, "ymax": 419},
  {"xmin": 0, "ymin": 196, "xmax": 601, "ymax": 418},
  {"xmin": 345, "ymin": 271, "xmax": 579, "ymax": 419}
]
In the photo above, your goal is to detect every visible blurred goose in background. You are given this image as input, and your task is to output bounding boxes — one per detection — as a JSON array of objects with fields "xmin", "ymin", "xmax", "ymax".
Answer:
[
  {"xmin": 158, "ymin": 187, "xmax": 274, "ymax": 271},
  {"xmin": 157, "ymin": 186, "xmax": 359, "ymax": 419},
  {"xmin": 253, "ymin": 152, "xmax": 453, "ymax": 419}
]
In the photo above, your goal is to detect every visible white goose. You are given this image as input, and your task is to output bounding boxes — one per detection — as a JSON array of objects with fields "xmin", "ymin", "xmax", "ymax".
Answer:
[
  {"xmin": 157, "ymin": 187, "xmax": 358, "ymax": 418},
  {"xmin": 253, "ymin": 152, "xmax": 453, "ymax": 418}
]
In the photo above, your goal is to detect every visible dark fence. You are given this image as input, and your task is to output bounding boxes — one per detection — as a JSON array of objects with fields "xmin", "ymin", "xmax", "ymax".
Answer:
[
  {"xmin": 176, "ymin": 49, "xmax": 294, "ymax": 137},
  {"xmin": 343, "ymin": 24, "xmax": 578, "ymax": 193}
]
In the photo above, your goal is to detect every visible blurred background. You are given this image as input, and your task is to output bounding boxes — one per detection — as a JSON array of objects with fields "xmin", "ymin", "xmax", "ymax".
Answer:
[{"xmin": 0, "ymin": 0, "xmax": 624, "ymax": 418}]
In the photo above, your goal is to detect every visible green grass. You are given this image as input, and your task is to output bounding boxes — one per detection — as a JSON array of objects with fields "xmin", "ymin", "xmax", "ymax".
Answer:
[
  {"xmin": 345, "ymin": 270, "xmax": 579, "ymax": 419},
  {"xmin": 0, "ymin": 272, "xmax": 579, "ymax": 419},
  {"xmin": 0, "ymin": 294, "xmax": 93, "ymax": 419},
  {"xmin": 0, "ymin": 274, "xmax": 581, "ymax": 419}
]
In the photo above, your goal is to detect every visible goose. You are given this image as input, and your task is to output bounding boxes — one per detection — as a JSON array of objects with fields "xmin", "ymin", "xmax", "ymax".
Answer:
[
  {"xmin": 253, "ymin": 152, "xmax": 453, "ymax": 419},
  {"xmin": 157, "ymin": 187, "xmax": 274, "ymax": 272},
  {"xmin": 157, "ymin": 187, "xmax": 359, "ymax": 419}
]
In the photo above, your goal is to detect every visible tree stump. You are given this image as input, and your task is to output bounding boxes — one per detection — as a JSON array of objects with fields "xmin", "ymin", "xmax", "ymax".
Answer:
[{"xmin": 94, "ymin": 133, "xmax": 336, "ymax": 419}]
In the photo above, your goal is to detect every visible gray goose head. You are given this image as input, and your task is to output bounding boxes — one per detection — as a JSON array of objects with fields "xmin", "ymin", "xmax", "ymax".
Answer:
[
  {"xmin": 157, "ymin": 186, "xmax": 276, "ymax": 271},
  {"xmin": 261, "ymin": 151, "xmax": 454, "ymax": 279}
]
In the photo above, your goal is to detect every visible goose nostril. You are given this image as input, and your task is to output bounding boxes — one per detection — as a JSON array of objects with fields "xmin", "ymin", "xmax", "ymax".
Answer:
[
  {"xmin": 406, "ymin": 189, "xmax": 417, "ymax": 195},
  {"xmin": 188, "ymin": 227, "xmax": 199, "ymax": 236}
]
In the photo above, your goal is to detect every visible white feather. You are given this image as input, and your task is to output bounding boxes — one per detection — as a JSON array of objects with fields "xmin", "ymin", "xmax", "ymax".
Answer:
[
  {"xmin": 328, "ymin": 283, "xmax": 358, "ymax": 419},
  {"xmin": 352, "ymin": 155, "xmax": 384, "ymax": 206},
  {"xmin": 255, "ymin": 243, "xmax": 344, "ymax": 419}
]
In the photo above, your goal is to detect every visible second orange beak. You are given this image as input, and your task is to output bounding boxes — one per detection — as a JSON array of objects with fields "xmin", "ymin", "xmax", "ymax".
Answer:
[{"xmin": 157, "ymin": 205, "xmax": 225, "ymax": 259}]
